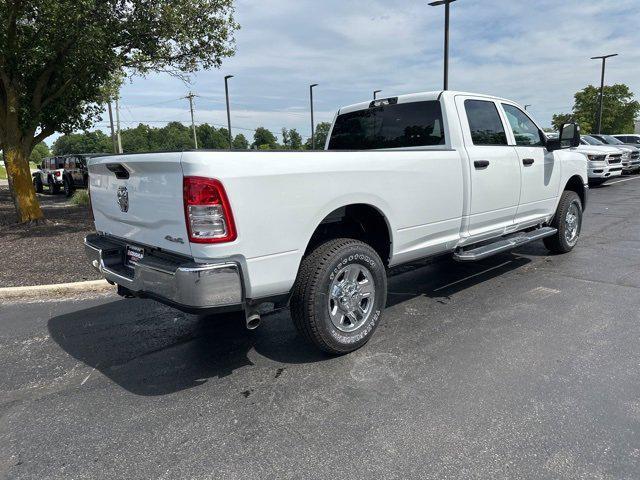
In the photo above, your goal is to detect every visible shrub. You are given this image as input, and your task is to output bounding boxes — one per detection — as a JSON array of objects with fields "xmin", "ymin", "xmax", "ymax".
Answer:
[{"xmin": 71, "ymin": 189, "xmax": 90, "ymax": 206}]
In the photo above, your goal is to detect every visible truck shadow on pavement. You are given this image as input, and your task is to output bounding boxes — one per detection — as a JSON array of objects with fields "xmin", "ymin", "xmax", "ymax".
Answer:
[{"xmin": 47, "ymin": 253, "xmax": 531, "ymax": 396}]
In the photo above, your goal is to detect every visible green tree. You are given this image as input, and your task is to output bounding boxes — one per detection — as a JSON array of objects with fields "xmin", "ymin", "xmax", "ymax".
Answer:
[
  {"xmin": 29, "ymin": 142, "xmax": 51, "ymax": 165},
  {"xmin": 233, "ymin": 133, "xmax": 249, "ymax": 150},
  {"xmin": 0, "ymin": 1, "xmax": 238, "ymax": 223},
  {"xmin": 305, "ymin": 122, "xmax": 332, "ymax": 150},
  {"xmin": 551, "ymin": 113, "xmax": 575, "ymax": 132},
  {"xmin": 52, "ymin": 131, "xmax": 112, "ymax": 155},
  {"xmin": 553, "ymin": 84, "xmax": 640, "ymax": 134},
  {"xmin": 289, "ymin": 128, "xmax": 303, "ymax": 150},
  {"xmin": 252, "ymin": 127, "xmax": 278, "ymax": 150}
]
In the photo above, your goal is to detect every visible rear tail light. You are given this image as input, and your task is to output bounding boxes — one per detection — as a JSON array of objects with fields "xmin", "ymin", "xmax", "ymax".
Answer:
[
  {"xmin": 183, "ymin": 176, "xmax": 237, "ymax": 243},
  {"xmin": 55, "ymin": 171, "xmax": 61, "ymax": 177}
]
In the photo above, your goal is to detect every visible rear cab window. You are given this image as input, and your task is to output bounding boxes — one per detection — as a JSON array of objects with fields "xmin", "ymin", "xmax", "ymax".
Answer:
[{"xmin": 327, "ymin": 100, "xmax": 446, "ymax": 150}]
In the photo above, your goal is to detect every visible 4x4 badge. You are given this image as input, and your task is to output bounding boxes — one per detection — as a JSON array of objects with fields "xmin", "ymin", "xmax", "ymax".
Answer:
[{"xmin": 117, "ymin": 186, "xmax": 129, "ymax": 213}]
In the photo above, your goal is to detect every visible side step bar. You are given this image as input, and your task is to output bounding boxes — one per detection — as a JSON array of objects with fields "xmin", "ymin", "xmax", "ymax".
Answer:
[{"xmin": 453, "ymin": 227, "xmax": 557, "ymax": 262}]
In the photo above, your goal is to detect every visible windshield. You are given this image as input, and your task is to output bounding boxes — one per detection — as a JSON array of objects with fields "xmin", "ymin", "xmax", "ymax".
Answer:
[
  {"xmin": 582, "ymin": 135, "xmax": 604, "ymax": 145},
  {"xmin": 328, "ymin": 100, "xmax": 445, "ymax": 150},
  {"xmin": 598, "ymin": 135, "xmax": 624, "ymax": 145}
]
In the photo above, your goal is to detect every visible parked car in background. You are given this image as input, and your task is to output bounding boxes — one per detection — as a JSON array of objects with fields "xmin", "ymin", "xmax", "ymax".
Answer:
[
  {"xmin": 85, "ymin": 91, "xmax": 587, "ymax": 354},
  {"xmin": 32, "ymin": 156, "xmax": 65, "ymax": 194},
  {"xmin": 588, "ymin": 134, "xmax": 640, "ymax": 173},
  {"xmin": 576, "ymin": 137, "xmax": 623, "ymax": 185},
  {"xmin": 612, "ymin": 134, "xmax": 640, "ymax": 147},
  {"xmin": 32, "ymin": 153, "xmax": 107, "ymax": 196}
]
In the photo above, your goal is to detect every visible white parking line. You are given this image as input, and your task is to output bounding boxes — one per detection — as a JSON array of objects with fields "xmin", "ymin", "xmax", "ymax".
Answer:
[{"xmin": 607, "ymin": 176, "xmax": 640, "ymax": 185}]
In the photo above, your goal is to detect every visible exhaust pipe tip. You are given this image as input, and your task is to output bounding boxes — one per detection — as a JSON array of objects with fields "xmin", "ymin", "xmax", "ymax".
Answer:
[{"xmin": 246, "ymin": 312, "xmax": 261, "ymax": 330}]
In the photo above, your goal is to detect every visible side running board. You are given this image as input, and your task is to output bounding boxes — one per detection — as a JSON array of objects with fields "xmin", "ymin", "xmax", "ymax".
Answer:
[{"xmin": 453, "ymin": 227, "xmax": 557, "ymax": 262}]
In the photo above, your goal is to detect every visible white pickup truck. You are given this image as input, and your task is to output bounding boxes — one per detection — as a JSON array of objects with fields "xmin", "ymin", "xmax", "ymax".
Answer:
[{"xmin": 85, "ymin": 91, "xmax": 588, "ymax": 354}]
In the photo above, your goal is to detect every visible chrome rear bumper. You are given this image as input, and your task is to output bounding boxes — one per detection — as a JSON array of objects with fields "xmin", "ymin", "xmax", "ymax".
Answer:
[{"xmin": 84, "ymin": 233, "xmax": 243, "ymax": 312}]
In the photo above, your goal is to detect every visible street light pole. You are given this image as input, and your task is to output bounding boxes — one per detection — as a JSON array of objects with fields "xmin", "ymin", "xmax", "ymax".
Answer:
[
  {"xmin": 591, "ymin": 54, "xmax": 618, "ymax": 134},
  {"xmin": 429, "ymin": 0, "xmax": 457, "ymax": 91},
  {"xmin": 373, "ymin": 90, "xmax": 382, "ymax": 100},
  {"xmin": 310, "ymin": 84, "xmax": 318, "ymax": 149},
  {"xmin": 224, "ymin": 75, "xmax": 234, "ymax": 149}
]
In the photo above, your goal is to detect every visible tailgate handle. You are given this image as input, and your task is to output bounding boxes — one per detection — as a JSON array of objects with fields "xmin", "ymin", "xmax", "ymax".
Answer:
[
  {"xmin": 106, "ymin": 163, "xmax": 130, "ymax": 180},
  {"xmin": 522, "ymin": 158, "xmax": 535, "ymax": 166}
]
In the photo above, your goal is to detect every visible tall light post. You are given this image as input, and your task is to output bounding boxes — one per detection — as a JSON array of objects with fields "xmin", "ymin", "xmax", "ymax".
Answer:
[
  {"xmin": 310, "ymin": 83, "xmax": 318, "ymax": 149},
  {"xmin": 373, "ymin": 89, "xmax": 382, "ymax": 100},
  {"xmin": 224, "ymin": 75, "xmax": 234, "ymax": 149},
  {"xmin": 429, "ymin": 0, "xmax": 457, "ymax": 91},
  {"xmin": 591, "ymin": 54, "xmax": 618, "ymax": 134}
]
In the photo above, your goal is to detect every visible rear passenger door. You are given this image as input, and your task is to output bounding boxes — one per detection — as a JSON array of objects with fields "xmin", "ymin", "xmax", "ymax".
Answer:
[
  {"xmin": 500, "ymin": 103, "xmax": 561, "ymax": 225},
  {"xmin": 455, "ymin": 96, "xmax": 521, "ymax": 239}
]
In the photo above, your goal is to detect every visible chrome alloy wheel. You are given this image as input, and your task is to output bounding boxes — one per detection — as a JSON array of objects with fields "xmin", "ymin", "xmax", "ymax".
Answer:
[
  {"xmin": 328, "ymin": 264, "xmax": 376, "ymax": 332},
  {"xmin": 564, "ymin": 201, "xmax": 581, "ymax": 246}
]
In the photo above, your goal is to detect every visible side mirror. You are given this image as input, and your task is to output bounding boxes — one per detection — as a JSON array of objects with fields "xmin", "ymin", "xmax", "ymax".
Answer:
[{"xmin": 548, "ymin": 123, "xmax": 580, "ymax": 151}]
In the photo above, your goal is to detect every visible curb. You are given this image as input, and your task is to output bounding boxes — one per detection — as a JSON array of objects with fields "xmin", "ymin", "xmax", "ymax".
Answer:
[{"xmin": 0, "ymin": 279, "xmax": 113, "ymax": 301}]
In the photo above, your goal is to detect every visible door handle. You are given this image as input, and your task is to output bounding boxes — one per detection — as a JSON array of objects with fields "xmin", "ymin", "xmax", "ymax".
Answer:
[
  {"xmin": 474, "ymin": 160, "xmax": 490, "ymax": 169},
  {"xmin": 522, "ymin": 158, "xmax": 535, "ymax": 166}
]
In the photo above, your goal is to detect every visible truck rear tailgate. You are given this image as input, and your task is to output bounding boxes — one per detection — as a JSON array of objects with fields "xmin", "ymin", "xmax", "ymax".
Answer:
[{"xmin": 88, "ymin": 152, "xmax": 192, "ymax": 256}]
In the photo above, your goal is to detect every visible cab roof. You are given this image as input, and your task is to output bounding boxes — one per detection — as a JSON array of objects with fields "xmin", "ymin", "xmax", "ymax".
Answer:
[{"xmin": 337, "ymin": 90, "xmax": 513, "ymax": 115}]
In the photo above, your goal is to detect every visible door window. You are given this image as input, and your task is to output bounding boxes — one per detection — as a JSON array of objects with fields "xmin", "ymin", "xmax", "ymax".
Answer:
[
  {"xmin": 464, "ymin": 100, "xmax": 508, "ymax": 146},
  {"xmin": 502, "ymin": 104, "xmax": 544, "ymax": 147}
]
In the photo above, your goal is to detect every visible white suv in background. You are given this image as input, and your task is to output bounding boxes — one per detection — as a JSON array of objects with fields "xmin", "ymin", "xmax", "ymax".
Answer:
[
  {"xmin": 612, "ymin": 134, "xmax": 640, "ymax": 148},
  {"xmin": 578, "ymin": 136, "xmax": 623, "ymax": 185}
]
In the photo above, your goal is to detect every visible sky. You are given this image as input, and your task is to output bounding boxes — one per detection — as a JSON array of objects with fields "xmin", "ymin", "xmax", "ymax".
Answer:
[{"xmin": 85, "ymin": 0, "xmax": 640, "ymax": 144}]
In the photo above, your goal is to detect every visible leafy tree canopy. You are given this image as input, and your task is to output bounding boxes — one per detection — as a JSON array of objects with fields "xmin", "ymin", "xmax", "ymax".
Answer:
[
  {"xmin": 305, "ymin": 122, "xmax": 331, "ymax": 150},
  {"xmin": 552, "ymin": 84, "xmax": 640, "ymax": 134},
  {"xmin": 252, "ymin": 127, "xmax": 278, "ymax": 149},
  {"xmin": 29, "ymin": 142, "xmax": 51, "ymax": 164},
  {"xmin": 0, "ymin": 0, "xmax": 238, "ymax": 223}
]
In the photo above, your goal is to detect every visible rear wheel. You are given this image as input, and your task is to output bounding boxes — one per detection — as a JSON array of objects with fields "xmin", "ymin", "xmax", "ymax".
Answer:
[
  {"xmin": 33, "ymin": 176, "xmax": 43, "ymax": 193},
  {"xmin": 63, "ymin": 177, "xmax": 73, "ymax": 197},
  {"xmin": 543, "ymin": 190, "xmax": 583, "ymax": 254},
  {"xmin": 291, "ymin": 238, "xmax": 387, "ymax": 354}
]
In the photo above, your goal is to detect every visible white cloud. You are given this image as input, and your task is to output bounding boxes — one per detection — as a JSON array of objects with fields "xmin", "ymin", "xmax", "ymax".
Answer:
[{"xmin": 101, "ymin": 0, "xmax": 640, "ymax": 143}]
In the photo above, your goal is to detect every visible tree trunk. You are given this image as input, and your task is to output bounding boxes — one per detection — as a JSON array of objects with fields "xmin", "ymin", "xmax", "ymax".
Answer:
[{"xmin": 3, "ymin": 144, "xmax": 44, "ymax": 223}]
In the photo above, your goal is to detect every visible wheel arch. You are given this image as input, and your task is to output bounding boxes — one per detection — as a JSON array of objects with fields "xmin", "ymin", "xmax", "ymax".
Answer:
[
  {"xmin": 303, "ymin": 202, "xmax": 393, "ymax": 267},
  {"xmin": 563, "ymin": 174, "xmax": 587, "ymax": 209}
]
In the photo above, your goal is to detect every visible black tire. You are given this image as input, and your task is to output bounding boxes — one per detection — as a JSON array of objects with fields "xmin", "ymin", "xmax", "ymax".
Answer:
[
  {"xmin": 51, "ymin": 183, "xmax": 60, "ymax": 194},
  {"xmin": 63, "ymin": 177, "xmax": 73, "ymax": 197},
  {"xmin": 543, "ymin": 190, "xmax": 583, "ymax": 254},
  {"xmin": 33, "ymin": 176, "xmax": 43, "ymax": 193},
  {"xmin": 290, "ymin": 238, "xmax": 387, "ymax": 354}
]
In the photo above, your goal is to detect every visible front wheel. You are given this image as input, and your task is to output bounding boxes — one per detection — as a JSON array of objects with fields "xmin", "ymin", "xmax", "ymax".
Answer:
[
  {"xmin": 543, "ymin": 190, "xmax": 583, "ymax": 254},
  {"xmin": 33, "ymin": 176, "xmax": 43, "ymax": 193},
  {"xmin": 63, "ymin": 177, "xmax": 73, "ymax": 197},
  {"xmin": 290, "ymin": 238, "xmax": 387, "ymax": 354}
]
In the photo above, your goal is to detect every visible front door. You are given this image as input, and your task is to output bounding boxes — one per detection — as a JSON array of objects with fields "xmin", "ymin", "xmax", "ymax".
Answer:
[
  {"xmin": 500, "ymin": 103, "xmax": 561, "ymax": 225},
  {"xmin": 456, "ymin": 96, "xmax": 521, "ymax": 239}
]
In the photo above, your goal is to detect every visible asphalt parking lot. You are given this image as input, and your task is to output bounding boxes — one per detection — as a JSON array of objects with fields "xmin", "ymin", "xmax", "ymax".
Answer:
[{"xmin": 2, "ymin": 176, "xmax": 640, "ymax": 480}]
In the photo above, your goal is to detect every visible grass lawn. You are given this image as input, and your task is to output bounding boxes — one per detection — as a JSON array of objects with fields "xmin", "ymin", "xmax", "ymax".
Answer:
[{"xmin": 0, "ymin": 166, "xmax": 6, "ymax": 180}]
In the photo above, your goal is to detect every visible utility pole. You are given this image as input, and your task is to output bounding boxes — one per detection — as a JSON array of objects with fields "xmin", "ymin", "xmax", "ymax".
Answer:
[
  {"xmin": 114, "ymin": 96, "xmax": 123, "ymax": 154},
  {"xmin": 429, "ymin": 0, "xmax": 458, "ymax": 91},
  {"xmin": 591, "ymin": 53, "xmax": 618, "ymax": 134},
  {"xmin": 374, "ymin": 90, "xmax": 382, "ymax": 100},
  {"xmin": 310, "ymin": 84, "xmax": 318, "ymax": 149},
  {"xmin": 107, "ymin": 102, "xmax": 118, "ymax": 153},
  {"xmin": 185, "ymin": 92, "xmax": 198, "ymax": 149},
  {"xmin": 224, "ymin": 75, "xmax": 234, "ymax": 149}
]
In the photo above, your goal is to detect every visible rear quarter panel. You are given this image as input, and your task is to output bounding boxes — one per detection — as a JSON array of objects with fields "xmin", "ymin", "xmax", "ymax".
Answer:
[{"xmin": 181, "ymin": 149, "xmax": 464, "ymax": 298}]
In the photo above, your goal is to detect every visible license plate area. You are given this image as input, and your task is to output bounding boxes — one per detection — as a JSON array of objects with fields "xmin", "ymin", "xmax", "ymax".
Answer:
[{"xmin": 125, "ymin": 245, "xmax": 144, "ymax": 268}]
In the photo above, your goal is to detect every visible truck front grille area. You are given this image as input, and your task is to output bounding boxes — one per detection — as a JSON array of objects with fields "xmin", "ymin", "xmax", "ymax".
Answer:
[{"xmin": 607, "ymin": 154, "xmax": 622, "ymax": 165}]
